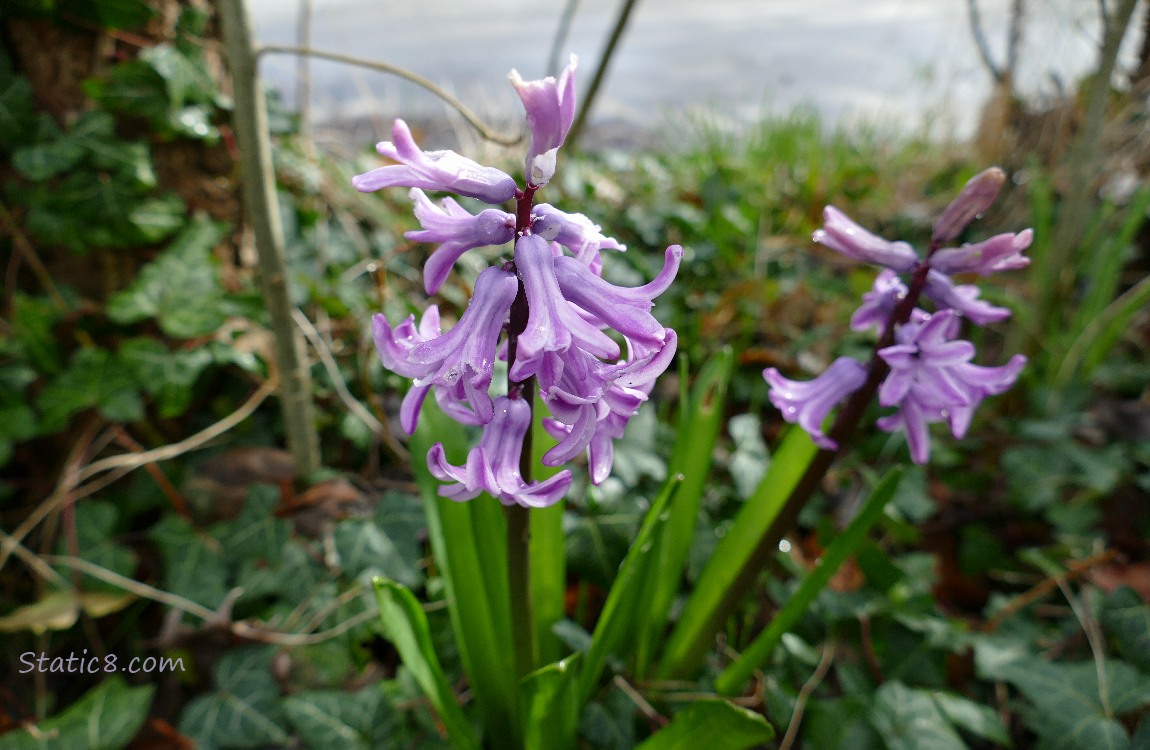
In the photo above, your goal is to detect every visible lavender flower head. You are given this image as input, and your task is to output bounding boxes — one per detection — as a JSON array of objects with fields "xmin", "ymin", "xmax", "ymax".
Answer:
[
  {"xmin": 765, "ymin": 168, "xmax": 1030, "ymax": 464},
  {"xmin": 357, "ymin": 57, "xmax": 679, "ymax": 505}
]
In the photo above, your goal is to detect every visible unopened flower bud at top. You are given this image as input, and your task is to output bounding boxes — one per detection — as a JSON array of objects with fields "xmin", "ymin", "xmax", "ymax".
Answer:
[
  {"xmin": 931, "ymin": 167, "xmax": 1006, "ymax": 245},
  {"xmin": 509, "ymin": 56, "xmax": 578, "ymax": 188}
]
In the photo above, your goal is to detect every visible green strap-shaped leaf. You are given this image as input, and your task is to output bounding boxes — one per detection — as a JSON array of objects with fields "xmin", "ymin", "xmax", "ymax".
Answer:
[
  {"xmin": 522, "ymin": 654, "xmax": 581, "ymax": 750},
  {"xmin": 636, "ymin": 350, "xmax": 733, "ymax": 676},
  {"xmin": 632, "ymin": 699, "xmax": 774, "ymax": 749},
  {"xmin": 372, "ymin": 579, "xmax": 479, "ymax": 750},
  {"xmin": 578, "ymin": 474, "xmax": 682, "ymax": 704},
  {"xmin": 658, "ymin": 426, "xmax": 819, "ymax": 680},
  {"xmin": 410, "ymin": 400, "xmax": 521, "ymax": 745},
  {"xmin": 715, "ymin": 467, "xmax": 902, "ymax": 694}
]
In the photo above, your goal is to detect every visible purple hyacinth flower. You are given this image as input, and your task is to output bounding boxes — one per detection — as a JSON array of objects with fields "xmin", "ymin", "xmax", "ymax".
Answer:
[
  {"xmin": 851, "ymin": 269, "xmax": 908, "ymax": 333},
  {"xmin": 352, "ymin": 119, "xmax": 517, "ymax": 204},
  {"xmin": 512, "ymin": 234, "xmax": 621, "ymax": 381},
  {"xmin": 428, "ymin": 396, "xmax": 573, "ymax": 507},
  {"xmin": 814, "ymin": 206, "xmax": 919, "ymax": 272},
  {"xmin": 509, "ymin": 56, "xmax": 578, "ymax": 188},
  {"xmin": 401, "ymin": 266, "xmax": 518, "ymax": 429},
  {"xmin": 407, "ymin": 189, "xmax": 515, "ymax": 294},
  {"xmin": 922, "ymin": 269, "xmax": 1012, "ymax": 324},
  {"xmin": 532, "ymin": 204, "xmax": 626, "ymax": 259},
  {"xmin": 930, "ymin": 229, "xmax": 1033, "ymax": 277},
  {"xmin": 876, "ymin": 310, "xmax": 1026, "ymax": 463},
  {"xmin": 932, "ymin": 167, "xmax": 1006, "ymax": 244},
  {"xmin": 765, "ymin": 357, "xmax": 868, "ymax": 450},
  {"xmin": 544, "ymin": 378, "xmax": 652, "ymax": 485},
  {"xmin": 372, "ymin": 306, "xmax": 443, "ymax": 435},
  {"xmin": 552, "ymin": 245, "xmax": 682, "ymax": 349}
]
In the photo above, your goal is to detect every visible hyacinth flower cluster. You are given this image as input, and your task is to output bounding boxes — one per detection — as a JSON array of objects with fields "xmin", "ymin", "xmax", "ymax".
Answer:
[
  {"xmin": 764, "ymin": 168, "xmax": 1030, "ymax": 463},
  {"xmin": 356, "ymin": 57, "xmax": 680, "ymax": 506}
]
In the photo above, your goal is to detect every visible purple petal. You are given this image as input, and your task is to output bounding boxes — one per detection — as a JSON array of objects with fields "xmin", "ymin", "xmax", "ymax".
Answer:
[
  {"xmin": 814, "ymin": 206, "xmax": 919, "ymax": 272},
  {"xmin": 353, "ymin": 120, "xmax": 517, "ymax": 204},
  {"xmin": 923, "ymin": 270, "xmax": 1012, "ymax": 324},
  {"xmin": 931, "ymin": 229, "xmax": 1033, "ymax": 277},
  {"xmin": 765, "ymin": 357, "xmax": 867, "ymax": 450},
  {"xmin": 932, "ymin": 167, "xmax": 1006, "ymax": 244},
  {"xmin": 851, "ymin": 269, "xmax": 908, "ymax": 333}
]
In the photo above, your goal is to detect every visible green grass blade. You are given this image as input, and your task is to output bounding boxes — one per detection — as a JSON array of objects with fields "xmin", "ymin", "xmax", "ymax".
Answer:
[
  {"xmin": 632, "ymin": 699, "xmax": 774, "ymax": 749},
  {"xmin": 578, "ymin": 474, "xmax": 683, "ymax": 704},
  {"xmin": 411, "ymin": 401, "xmax": 521, "ymax": 745},
  {"xmin": 636, "ymin": 349, "xmax": 733, "ymax": 675},
  {"xmin": 714, "ymin": 467, "xmax": 903, "ymax": 694},
  {"xmin": 522, "ymin": 654, "xmax": 581, "ymax": 750},
  {"xmin": 372, "ymin": 579, "xmax": 480, "ymax": 750},
  {"xmin": 657, "ymin": 426, "xmax": 819, "ymax": 679}
]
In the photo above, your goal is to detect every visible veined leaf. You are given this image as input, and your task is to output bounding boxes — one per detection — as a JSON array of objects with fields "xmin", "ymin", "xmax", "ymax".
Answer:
[
  {"xmin": 0, "ymin": 678, "xmax": 153, "ymax": 750},
  {"xmin": 632, "ymin": 699, "xmax": 774, "ymax": 749}
]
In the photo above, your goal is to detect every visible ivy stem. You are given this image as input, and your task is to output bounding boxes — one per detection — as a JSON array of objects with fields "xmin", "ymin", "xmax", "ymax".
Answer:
[{"xmin": 504, "ymin": 187, "xmax": 540, "ymax": 679}]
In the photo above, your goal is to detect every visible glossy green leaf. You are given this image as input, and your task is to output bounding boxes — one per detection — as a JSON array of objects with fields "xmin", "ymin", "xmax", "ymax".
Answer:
[
  {"xmin": 1101, "ymin": 586, "xmax": 1150, "ymax": 672},
  {"xmin": 869, "ymin": 682, "xmax": 967, "ymax": 750},
  {"xmin": 930, "ymin": 691, "xmax": 1011, "ymax": 747},
  {"xmin": 178, "ymin": 646, "xmax": 290, "ymax": 750},
  {"xmin": 119, "ymin": 337, "xmax": 212, "ymax": 417},
  {"xmin": 283, "ymin": 687, "xmax": 395, "ymax": 750},
  {"xmin": 530, "ymin": 392, "xmax": 567, "ymax": 664},
  {"xmin": 410, "ymin": 400, "xmax": 520, "ymax": 745},
  {"xmin": 0, "ymin": 677, "xmax": 153, "ymax": 750},
  {"xmin": 372, "ymin": 579, "xmax": 479, "ymax": 750},
  {"xmin": 522, "ymin": 654, "xmax": 581, "ymax": 750},
  {"xmin": 215, "ymin": 485, "xmax": 291, "ymax": 566},
  {"xmin": 637, "ymin": 350, "xmax": 732, "ymax": 675},
  {"xmin": 36, "ymin": 348, "xmax": 143, "ymax": 430},
  {"xmin": 578, "ymin": 474, "xmax": 682, "ymax": 704},
  {"xmin": 716, "ymin": 467, "xmax": 901, "ymax": 693},
  {"xmin": 632, "ymin": 699, "xmax": 774, "ymax": 749},
  {"xmin": 658, "ymin": 426, "xmax": 819, "ymax": 679},
  {"xmin": 149, "ymin": 514, "xmax": 228, "ymax": 610},
  {"xmin": 106, "ymin": 215, "xmax": 230, "ymax": 337},
  {"xmin": 334, "ymin": 518, "xmax": 419, "ymax": 588}
]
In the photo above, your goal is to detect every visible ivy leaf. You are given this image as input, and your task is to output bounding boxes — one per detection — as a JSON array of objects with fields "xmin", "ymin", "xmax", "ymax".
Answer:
[
  {"xmin": 119, "ymin": 338, "xmax": 211, "ymax": 418},
  {"xmin": 37, "ymin": 348, "xmax": 143, "ymax": 430},
  {"xmin": 282, "ymin": 687, "xmax": 395, "ymax": 750},
  {"xmin": 0, "ymin": 678, "xmax": 153, "ymax": 750},
  {"xmin": 930, "ymin": 691, "xmax": 1011, "ymax": 746},
  {"xmin": 149, "ymin": 515, "xmax": 228, "ymax": 611},
  {"xmin": 215, "ymin": 486, "xmax": 291, "ymax": 567},
  {"xmin": 633, "ymin": 699, "xmax": 774, "ymax": 749},
  {"xmin": 12, "ymin": 137, "xmax": 86, "ymax": 181},
  {"xmin": 1101, "ymin": 586, "xmax": 1150, "ymax": 672},
  {"xmin": 106, "ymin": 215, "xmax": 230, "ymax": 337},
  {"xmin": 178, "ymin": 646, "xmax": 290, "ymax": 750},
  {"xmin": 83, "ymin": 59, "xmax": 169, "ymax": 123},
  {"xmin": 869, "ymin": 682, "xmax": 967, "ymax": 750},
  {"xmin": 334, "ymin": 519, "xmax": 419, "ymax": 588},
  {"xmin": 53, "ymin": 501, "xmax": 138, "ymax": 592}
]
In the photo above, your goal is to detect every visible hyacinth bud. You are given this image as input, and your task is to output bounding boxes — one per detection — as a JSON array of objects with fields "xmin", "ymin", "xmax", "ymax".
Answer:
[
  {"xmin": 509, "ymin": 56, "xmax": 578, "ymax": 188},
  {"xmin": 931, "ymin": 167, "xmax": 1006, "ymax": 244}
]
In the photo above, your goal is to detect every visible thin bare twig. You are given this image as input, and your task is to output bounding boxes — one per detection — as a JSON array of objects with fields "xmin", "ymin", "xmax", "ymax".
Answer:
[
  {"xmin": 612, "ymin": 675, "xmax": 666, "ymax": 727},
  {"xmin": 256, "ymin": 45, "xmax": 521, "ymax": 146},
  {"xmin": 779, "ymin": 637, "xmax": 837, "ymax": 750},
  {"xmin": 568, "ymin": 0, "xmax": 641, "ymax": 147},
  {"xmin": 1053, "ymin": 579, "xmax": 1112, "ymax": 718},
  {"xmin": 77, "ymin": 377, "xmax": 277, "ymax": 484},
  {"xmin": 966, "ymin": 0, "xmax": 1005, "ymax": 83},
  {"xmin": 982, "ymin": 548, "xmax": 1119, "ymax": 632},
  {"xmin": 0, "ymin": 530, "xmax": 70, "ymax": 589},
  {"xmin": 547, "ymin": 0, "xmax": 583, "ymax": 77},
  {"xmin": 44, "ymin": 554, "xmax": 378, "ymax": 647}
]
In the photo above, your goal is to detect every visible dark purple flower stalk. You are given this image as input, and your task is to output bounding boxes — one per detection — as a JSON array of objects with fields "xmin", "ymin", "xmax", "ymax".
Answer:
[
  {"xmin": 765, "ymin": 167, "xmax": 1030, "ymax": 464},
  {"xmin": 357, "ymin": 57, "xmax": 678, "ymax": 505}
]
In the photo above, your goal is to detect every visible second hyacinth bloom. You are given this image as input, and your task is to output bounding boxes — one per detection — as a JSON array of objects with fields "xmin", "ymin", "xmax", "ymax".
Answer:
[{"xmin": 765, "ymin": 168, "xmax": 1030, "ymax": 464}]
